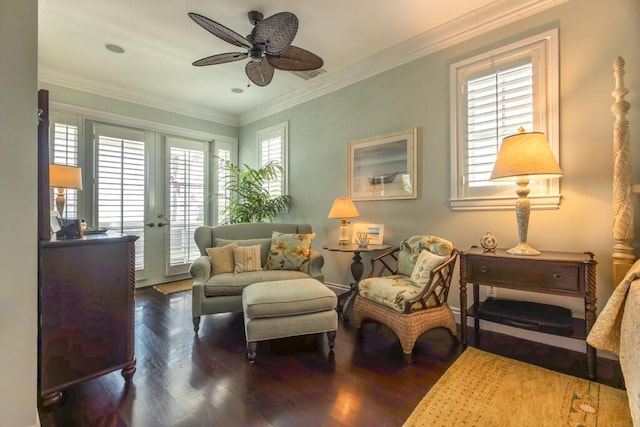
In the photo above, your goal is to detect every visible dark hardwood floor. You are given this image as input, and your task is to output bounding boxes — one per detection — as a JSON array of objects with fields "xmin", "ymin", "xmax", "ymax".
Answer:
[{"xmin": 38, "ymin": 287, "xmax": 622, "ymax": 427}]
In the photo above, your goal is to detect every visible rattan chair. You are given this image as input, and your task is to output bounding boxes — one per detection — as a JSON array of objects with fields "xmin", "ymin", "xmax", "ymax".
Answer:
[{"xmin": 352, "ymin": 236, "xmax": 459, "ymax": 363}]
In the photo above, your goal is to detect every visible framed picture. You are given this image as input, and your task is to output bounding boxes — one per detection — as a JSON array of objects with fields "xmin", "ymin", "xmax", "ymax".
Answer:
[
  {"xmin": 348, "ymin": 128, "xmax": 418, "ymax": 201},
  {"xmin": 50, "ymin": 210, "xmax": 61, "ymax": 233},
  {"xmin": 352, "ymin": 223, "xmax": 385, "ymax": 245}
]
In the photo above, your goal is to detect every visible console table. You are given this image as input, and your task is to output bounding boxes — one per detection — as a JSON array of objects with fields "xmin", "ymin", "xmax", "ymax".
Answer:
[
  {"xmin": 39, "ymin": 232, "xmax": 138, "ymax": 406},
  {"xmin": 322, "ymin": 243, "xmax": 392, "ymax": 320},
  {"xmin": 459, "ymin": 247, "xmax": 597, "ymax": 378}
]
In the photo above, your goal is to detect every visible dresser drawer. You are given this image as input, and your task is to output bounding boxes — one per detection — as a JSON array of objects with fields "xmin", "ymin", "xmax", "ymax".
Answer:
[{"xmin": 467, "ymin": 256, "xmax": 580, "ymax": 292}]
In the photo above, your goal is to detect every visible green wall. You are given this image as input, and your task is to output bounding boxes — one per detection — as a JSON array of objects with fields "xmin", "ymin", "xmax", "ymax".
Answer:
[
  {"xmin": 39, "ymin": 82, "xmax": 239, "ymax": 139},
  {"xmin": 239, "ymin": 0, "xmax": 640, "ymax": 321}
]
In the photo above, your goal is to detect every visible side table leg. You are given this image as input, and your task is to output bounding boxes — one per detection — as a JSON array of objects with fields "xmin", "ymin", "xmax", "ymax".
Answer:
[
  {"xmin": 459, "ymin": 256, "xmax": 467, "ymax": 347},
  {"xmin": 342, "ymin": 251, "xmax": 364, "ymax": 321}
]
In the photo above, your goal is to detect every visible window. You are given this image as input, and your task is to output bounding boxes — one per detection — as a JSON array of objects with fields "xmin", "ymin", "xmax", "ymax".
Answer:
[
  {"xmin": 450, "ymin": 29, "xmax": 559, "ymax": 210},
  {"xmin": 212, "ymin": 139, "xmax": 237, "ymax": 225},
  {"xmin": 94, "ymin": 123, "xmax": 147, "ymax": 270},
  {"xmin": 49, "ymin": 111, "xmax": 82, "ymax": 218},
  {"xmin": 257, "ymin": 121, "xmax": 288, "ymax": 197},
  {"xmin": 167, "ymin": 138, "xmax": 207, "ymax": 267}
]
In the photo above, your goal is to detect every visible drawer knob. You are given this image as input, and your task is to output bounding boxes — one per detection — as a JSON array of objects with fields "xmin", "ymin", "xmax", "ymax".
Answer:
[
  {"xmin": 552, "ymin": 272, "xmax": 563, "ymax": 281},
  {"xmin": 480, "ymin": 265, "xmax": 488, "ymax": 273}
]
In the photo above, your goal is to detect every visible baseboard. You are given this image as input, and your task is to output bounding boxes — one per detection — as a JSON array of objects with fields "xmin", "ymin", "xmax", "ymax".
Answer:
[{"xmin": 450, "ymin": 306, "xmax": 617, "ymax": 361}]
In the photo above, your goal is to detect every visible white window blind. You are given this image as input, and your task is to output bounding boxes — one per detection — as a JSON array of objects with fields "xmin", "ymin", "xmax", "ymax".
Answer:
[
  {"xmin": 95, "ymin": 124, "xmax": 146, "ymax": 270},
  {"xmin": 50, "ymin": 112, "xmax": 81, "ymax": 218},
  {"xmin": 258, "ymin": 121, "xmax": 288, "ymax": 196},
  {"xmin": 450, "ymin": 29, "xmax": 559, "ymax": 210},
  {"xmin": 168, "ymin": 143, "xmax": 205, "ymax": 266},
  {"xmin": 216, "ymin": 148, "xmax": 231, "ymax": 225},
  {"xmin": 466, "ymin": 63, "xmax": 533, "ymax": 188}
]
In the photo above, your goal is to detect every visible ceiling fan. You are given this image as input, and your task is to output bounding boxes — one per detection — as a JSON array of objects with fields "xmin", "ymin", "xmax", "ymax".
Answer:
[{"xmin": 188, "ymin": 10, "xmax": 324, "ymax": 87}]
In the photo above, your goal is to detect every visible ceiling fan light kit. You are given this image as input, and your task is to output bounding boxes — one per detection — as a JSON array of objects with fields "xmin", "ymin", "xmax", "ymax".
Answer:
[{"xmin": 188, "ymin": 10, "xmax": 324, "ymax": 87}]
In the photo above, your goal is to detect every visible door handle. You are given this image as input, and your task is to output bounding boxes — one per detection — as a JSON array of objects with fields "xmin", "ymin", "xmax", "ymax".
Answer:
[
  {"xmin": 146, "ymin": 222, "xmax": 155, "ymax": 228},
  {"xmin": 157, "ymin": 222, "xmax": 169, "ymax": 228}
]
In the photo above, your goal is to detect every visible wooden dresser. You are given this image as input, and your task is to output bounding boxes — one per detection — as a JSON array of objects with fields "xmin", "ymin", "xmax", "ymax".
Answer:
[
  {"xmin": 459, "ymin": 246, "xmax": 597, "ymax": 378},
  {"xmin": 38, "ymin": 232, "xmax": 138, "ymax": 406}
]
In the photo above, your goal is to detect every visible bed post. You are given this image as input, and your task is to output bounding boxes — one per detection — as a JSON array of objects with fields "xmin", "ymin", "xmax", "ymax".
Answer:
[{"xmin": 611, "ymin": 56, "xmax": 634, "ymax": 287}]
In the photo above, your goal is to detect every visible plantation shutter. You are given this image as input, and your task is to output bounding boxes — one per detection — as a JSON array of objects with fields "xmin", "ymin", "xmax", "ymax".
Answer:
[
  {"xmin": 215, "ymin": 148, "xmax": 231, "ymax": 225},
  {"xmin": 94, "ymin": 124, "xmax": 146, "ymax": 270},
  {"xmin": 259, "ymin": 131, "xmax": 283, "ymax": 196},
  {"xmin": 50, "ymin": 112, "xmax": 81, "ymax": 218},
  {"xmin": 167, "ymin": 142, "xmax": 206, "ymax": 266},
  {"xmin": 465, "ymin": 63, "xmax": 534, "ymax": 188}
]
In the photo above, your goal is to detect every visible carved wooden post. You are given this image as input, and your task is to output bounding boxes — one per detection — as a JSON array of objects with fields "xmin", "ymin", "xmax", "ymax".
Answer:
[{"xmin": 611, "ymin": 56, "xmax": 634, "ymax": 286}]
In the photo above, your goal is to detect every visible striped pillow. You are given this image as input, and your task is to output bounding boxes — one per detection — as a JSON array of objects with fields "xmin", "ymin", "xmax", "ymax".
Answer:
[{"xmin": 233, "ymin": 245, "xmax": 262, "ymax": 273}]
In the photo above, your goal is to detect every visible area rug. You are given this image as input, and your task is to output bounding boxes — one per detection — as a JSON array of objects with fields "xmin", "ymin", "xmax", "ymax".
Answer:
[
  {"xmin": 153, "ymin": 279, "xmax": 192, "ymax": 295},
  {"xmin": 404, "ymin": 347, "xmax": 631, "ymax": 427}
]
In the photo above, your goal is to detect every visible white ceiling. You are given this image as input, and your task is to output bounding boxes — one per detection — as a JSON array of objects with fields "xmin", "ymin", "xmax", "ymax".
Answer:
[{"xmin": 38, "ymin": 0, "xmax": 563, "ymax": 126}]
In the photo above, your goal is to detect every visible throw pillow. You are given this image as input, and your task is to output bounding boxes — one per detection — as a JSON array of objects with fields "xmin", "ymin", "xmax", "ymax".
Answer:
[
  {"xmin": 206, "ymin": 242, "xmax": 237, "ymax": 275},
  {"xmin": 410, "ymin": 249, "xmax": 449, "ymax": 288},
  {"xmin": 216, "ymin": 238, "xmax": 273, "ymax": 267},
  {"xmin": 397, "ymin": 236, "xmax": 454, "ymax": 276},
  {"xmin": 233, "ymin": 245, "xmax": 263, "ymax": 273},
  {"xmin": 265, "ymin": 231, "xmax": 316, "ymax": 272}
]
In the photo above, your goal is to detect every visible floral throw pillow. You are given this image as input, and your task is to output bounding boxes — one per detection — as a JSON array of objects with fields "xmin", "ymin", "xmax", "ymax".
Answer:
[
  {"xmin": 410, "ymin": 249, "xmax": 448, "ymax": 288},
  {"xmin": 265, "ymin": 231, "xmax": 316, "ymax": 272}
]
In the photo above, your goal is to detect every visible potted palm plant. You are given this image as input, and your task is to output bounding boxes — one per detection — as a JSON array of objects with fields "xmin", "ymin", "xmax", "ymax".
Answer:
[{"xmin": 219, "ymin": 161, "xmax": 291, "ymax": 223}]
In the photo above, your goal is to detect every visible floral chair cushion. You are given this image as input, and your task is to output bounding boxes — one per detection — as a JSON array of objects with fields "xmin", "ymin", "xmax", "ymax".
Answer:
[
  {"xmin": 265, "ymin": 231, "xmax": 316, "ymax": 273},
  {"xmin": 358, "ymin": 275, "xmax": 439, "ymax": 313},
  {"xmin": 397, "ymin": 236, "xmax": 453, "ymax": 277}
]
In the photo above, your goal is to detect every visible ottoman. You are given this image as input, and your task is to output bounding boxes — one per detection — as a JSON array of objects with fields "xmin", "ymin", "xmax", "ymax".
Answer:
[{"xmin": 242, "ymin": 278, "xmax": 338, "ymax": 363}]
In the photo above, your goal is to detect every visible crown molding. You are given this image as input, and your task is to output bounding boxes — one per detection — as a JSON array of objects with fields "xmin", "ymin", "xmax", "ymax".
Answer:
[
  {"xmin": 238, "ymin": 0, "xmax": 569, "ymax": 126},
  {"xmin": 38, "ymin": 68, "xmax": 239, "ymax": 127}
]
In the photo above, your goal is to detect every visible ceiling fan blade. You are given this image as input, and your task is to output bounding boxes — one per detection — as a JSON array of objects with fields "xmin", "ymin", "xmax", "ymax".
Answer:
[
  {"xmin": 252, "ymin": 12, "xmax": 298, "ymax": 55},
  {"xmin": 267, "ymin": 46, "xmax": 324, "ymax": 71},
  {"xmin": 188, "ymin": 12, "xmax": 251, "ymax": 50},
  {"xmin": 193, "ymin": 52, "xmax": 248, "ymax": 66},
  {"xmin": 246, "ymin": 60, "xmax": 275, "ymax": 86}
]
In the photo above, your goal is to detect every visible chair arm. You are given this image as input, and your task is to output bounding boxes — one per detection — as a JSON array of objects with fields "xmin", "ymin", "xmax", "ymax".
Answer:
[
  {"xmin": 405, "ymin": 248, "xmax": 459, "ymax": 313},
  {"xmin": 189, "ymin": 255, "xmax": 211, "ymax": 284},
  {"xmin": 308, "ymin": 249, "xmax": 325, "ymax": 282},
  {"xmin": 367, "ymin": 247, "xmax": 400, "ymax": 278}
]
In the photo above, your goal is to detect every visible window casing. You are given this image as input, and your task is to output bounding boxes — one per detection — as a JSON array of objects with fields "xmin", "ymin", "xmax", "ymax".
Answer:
[
  {"xmin": 257, "ymin": 121, "xmax": 289, "ymax": 197},
  {"xmin": 450, "ymin": 29, "xmax": 560, "ymax": 210}
]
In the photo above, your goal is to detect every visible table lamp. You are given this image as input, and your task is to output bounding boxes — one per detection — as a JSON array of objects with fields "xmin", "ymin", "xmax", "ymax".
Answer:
[
  {"xmin": 49, "ymin": 164, "xmax": 83, "ymax": 217},
  {"xmin": 328, "ymin": 197, "xmax": 359, "ymax": 245},
  {"xmin": 490, "ymin": 128, "xmax": 562, "ymax": 255}
]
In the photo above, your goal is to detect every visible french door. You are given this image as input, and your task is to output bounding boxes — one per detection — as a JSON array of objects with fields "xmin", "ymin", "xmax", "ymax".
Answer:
[{"xmin": 93, "ymin": 123, "xmax": 209, "ymax": 287}]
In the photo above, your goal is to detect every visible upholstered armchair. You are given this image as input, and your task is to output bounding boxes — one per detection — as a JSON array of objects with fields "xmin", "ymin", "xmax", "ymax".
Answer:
[{"xmin": 352, "ymin": 235, "xmax": 459, "ymax": 362}]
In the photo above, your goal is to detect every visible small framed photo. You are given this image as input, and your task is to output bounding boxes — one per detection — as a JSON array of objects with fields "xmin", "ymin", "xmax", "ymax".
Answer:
[
  {"xmin": 50, "ymin": 211, "xmax": 61, "ymax": 233},
  {"xmin": 348, "ymin": 128, "xmax": 418, "ymax": 201},
  {"xmin": 352, "ymin": 223, "xmax": 385, "ymax": 245}
]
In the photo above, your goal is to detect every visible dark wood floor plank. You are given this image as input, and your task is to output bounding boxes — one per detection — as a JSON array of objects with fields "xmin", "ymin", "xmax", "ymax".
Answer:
[{"xmin": 38, "ymin": 286, "xmax": 622, "ymax": 427}]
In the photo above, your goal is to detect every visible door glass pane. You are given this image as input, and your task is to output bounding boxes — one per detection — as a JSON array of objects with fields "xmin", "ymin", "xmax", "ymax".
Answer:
[
  {"xmin": 95, "ymin": 127, "xmax": 146, "ymax": 270},
  {"xmin": 168, "ymin": 144, "xmax": 205, "ymax": 267}
]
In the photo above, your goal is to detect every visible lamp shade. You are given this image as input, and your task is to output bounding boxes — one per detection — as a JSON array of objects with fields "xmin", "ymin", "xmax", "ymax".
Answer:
[
  {"xmin": 328, "ymin": 197, "xmax": 359, "ymax": 219},
  {"xmin": 49, "ymin": 164, "xmax": 83, "ymax": 190},
  {"xmin": 490, "ymin": 131, "xmax": 562, "ymax": 182}
]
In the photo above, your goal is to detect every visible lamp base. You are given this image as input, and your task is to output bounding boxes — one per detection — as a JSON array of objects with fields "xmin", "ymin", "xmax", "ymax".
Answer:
[{"xmin": 506, "ymin": 242, "xmax": 541, "ymax": 256}]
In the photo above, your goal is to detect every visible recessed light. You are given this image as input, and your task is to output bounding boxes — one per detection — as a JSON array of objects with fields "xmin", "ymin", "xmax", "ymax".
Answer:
[
  {"xmin": 105, "ymin": 44, "xmax": 125, "ymax": 54},
  {"xmin": 231, "ymin": 88, "xmax": 244, "ymax": 94}
]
